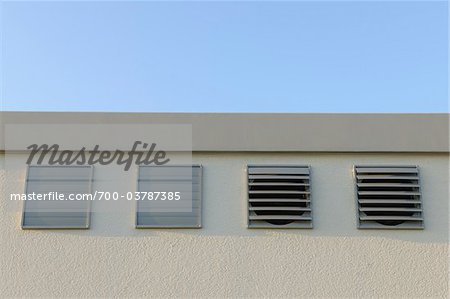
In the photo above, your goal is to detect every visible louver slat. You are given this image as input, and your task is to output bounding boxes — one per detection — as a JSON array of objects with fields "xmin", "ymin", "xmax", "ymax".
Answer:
[
  {"xmin": 249, "ymin": 198, "xmax": 310, "ymax": 203},
  {"xmin": 356, "ymin": 167, "xmax": 418, "ymax": 173},
  {"xmin": 249, "ymin": 182, "xmax": 310, "ymax": 186},
  {"xmin": 355, "ymin": 165, "xmax": 423, "ymax": 229},
  {"xmin": 356, "ymin": 175, "xmax": 419, "ymax": 180},
  {"xmin": 249, "ymin": 215, "xmax": 312, "ymax": 221},
  {"xmin": 247, "ymin": 165, "xmax": 312, "ymax": 228},
  {"xmin": 249, "ymin": 207, "xmax": 311, "ymax": 211},
  {"xmin": 358, "ymin": 191, "xmax": 421, "ymax": 196},
  {"xmin": 358, "ymin": 199, "xmax": 421, "ymax": 204},
  {"xmin": 249, "ymin": 190, "xmax": 310, "ymax": 194},
  {"xmin": 357, "ymin": 183, "xmax": 420, "ymax": 188},
  {"xmin": 359, "ymin": 207, "xmax": 422, "ymax": 212},
  {"xmin": 248, "ymin": 175, "xmax": 309, "ymax": 180},
  {"xmin": 249, "ymin": 167, "xmax": 310, "ymax": 175},
  {"xmin": 360, "ymin": 216, "xmax": 423, "ymax": 221}
]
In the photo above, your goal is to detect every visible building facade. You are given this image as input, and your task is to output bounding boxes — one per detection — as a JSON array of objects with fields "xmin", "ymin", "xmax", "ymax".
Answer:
[{"xmin": 1, "ymin": 112, "xmax": 448, "ymax": 297}]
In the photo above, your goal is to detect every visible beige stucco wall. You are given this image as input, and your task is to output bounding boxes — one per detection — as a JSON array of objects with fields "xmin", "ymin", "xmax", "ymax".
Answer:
[{"xmin": 1, "ymin": 152, "xmax": 448, "ymax": 297}]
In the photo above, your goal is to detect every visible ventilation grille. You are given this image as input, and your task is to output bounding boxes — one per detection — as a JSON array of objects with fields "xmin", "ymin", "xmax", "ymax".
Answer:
[
  {"xmin": 355, "ymin": 166, "xmax": 423, "ymax": 229},
  {"xmin": 136, "ymin": 165, "xmax": 202, "ymax": 228},
  {"xmin": 22, "ymin": 165, "xmax": 93, "ymax": 229},
  {"xmin": 247, "ymin": 165, "xmax": 312, "ymax": 228}
]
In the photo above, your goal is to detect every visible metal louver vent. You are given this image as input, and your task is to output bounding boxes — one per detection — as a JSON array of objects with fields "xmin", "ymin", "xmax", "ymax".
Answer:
[
  {"xmin": 136, "ymin": 165, "xmax": 202, "ymax": 228},
  {"xmin": 22, "ymin": 165, "xmax": 93, "ymax": 229},
  {"xmin": 355, "ymin": 165, "xmax": 423, "ymax": 229},
  {"xmin": 247, "ymin": 165, "xmax": 312, "ymax": 228}
]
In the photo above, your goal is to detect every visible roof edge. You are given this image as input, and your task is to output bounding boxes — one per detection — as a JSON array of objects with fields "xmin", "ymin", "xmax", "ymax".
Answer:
[{"xmin": 1, "ymin": 112, "xmax": 448, "ymax": 153}]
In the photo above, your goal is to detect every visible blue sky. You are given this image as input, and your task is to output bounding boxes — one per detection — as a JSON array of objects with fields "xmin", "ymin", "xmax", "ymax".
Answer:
[{"xmin": 1, "ymin": 1, "xmax": 448, "ymax": 112}]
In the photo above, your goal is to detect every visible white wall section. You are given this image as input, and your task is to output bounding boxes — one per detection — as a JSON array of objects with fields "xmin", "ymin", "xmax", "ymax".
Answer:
[{"xmin": 1, "ymin": 152, "xmax": 448, "ymax": 297}]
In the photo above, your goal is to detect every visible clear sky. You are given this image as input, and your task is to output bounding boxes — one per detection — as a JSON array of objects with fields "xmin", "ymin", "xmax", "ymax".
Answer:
[{"xmin": 1, "ymin": 1, "xmax": 448, "ymax": 113}]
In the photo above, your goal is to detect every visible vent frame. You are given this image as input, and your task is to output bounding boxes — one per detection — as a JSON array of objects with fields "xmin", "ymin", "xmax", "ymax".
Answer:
[
  {"xmin": 246, "ymin": 164, "xmax": 312, "ymax": 229},
  {"xmin": 354, "ymin": 165, "xmax": 424, "ymax": 230}
]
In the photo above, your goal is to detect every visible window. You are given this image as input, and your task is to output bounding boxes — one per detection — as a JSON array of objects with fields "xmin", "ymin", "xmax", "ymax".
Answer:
[
  {"xmin": 22, "ymin": 165, "xmax": 93, "ymax": 229},
  {"xmin": 136, "ymin": 165, "xmax": 202, "ymax": 228},
  {"xmin": 247, "ymin": 165, "xmax": 312, "ymax": 228},
  {"xmin": 354, "ymin": 165, "xmax": 423, "ymax": 229}
]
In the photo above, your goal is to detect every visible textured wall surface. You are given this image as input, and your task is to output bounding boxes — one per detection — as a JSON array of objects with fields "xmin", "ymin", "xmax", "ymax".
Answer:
[{"xmin": 1, "ymin": 152, "xmax": 448, "ymax": 297}]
